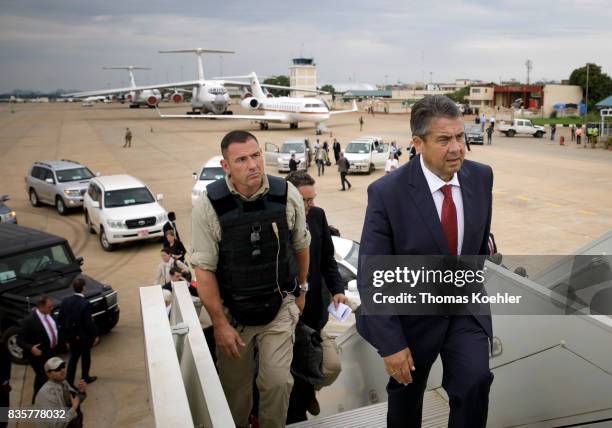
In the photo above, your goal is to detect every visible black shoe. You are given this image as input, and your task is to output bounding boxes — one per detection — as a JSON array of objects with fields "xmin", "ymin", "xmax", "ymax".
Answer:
[
  {"xmin": 340, "ymin": 188, "xmax": 346, "ymax": 191},
  {"xmin": 83, "ymin": 376, "xmax": 98, "ymax": 384}
]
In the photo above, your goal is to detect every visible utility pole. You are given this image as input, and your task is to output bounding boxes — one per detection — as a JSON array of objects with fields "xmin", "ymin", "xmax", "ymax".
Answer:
[
  {"xmin": 384, "ymin": 74, "xmax": 388, "ymax": 89},
  {"xmin": 584, "ymin": 62, "xmax": 590, "ymax": 126},
  {"xmin": 525, "ymin": 59, "xmax": 533, "ymax": 85}
]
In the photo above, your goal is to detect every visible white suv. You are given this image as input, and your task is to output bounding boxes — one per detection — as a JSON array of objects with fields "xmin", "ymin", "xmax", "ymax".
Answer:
[
  {"xmin": 83, "ymin": 175, "xmax": 168, "ymax": 251},
  {"xmin": 191, "ymin": 156, "xmax": 225, "ymax": 206}
]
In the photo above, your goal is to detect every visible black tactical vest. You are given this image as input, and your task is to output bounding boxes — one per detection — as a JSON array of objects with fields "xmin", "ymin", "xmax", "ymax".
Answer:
[{"xmin": 207, "ymin": 175, "xmax": 299, "ymax": 325}]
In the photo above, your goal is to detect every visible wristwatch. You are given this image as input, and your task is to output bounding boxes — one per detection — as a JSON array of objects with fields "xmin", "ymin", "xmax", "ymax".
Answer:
[{"xmin": 298, "ymin": 282, "xmax": 309, "ymax": 293}]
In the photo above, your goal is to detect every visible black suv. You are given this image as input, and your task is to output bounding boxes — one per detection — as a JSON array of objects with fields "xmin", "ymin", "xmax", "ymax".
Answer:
[{"xmin": 0, "ymin": 224, "xmax": 120, "ymax": 363}]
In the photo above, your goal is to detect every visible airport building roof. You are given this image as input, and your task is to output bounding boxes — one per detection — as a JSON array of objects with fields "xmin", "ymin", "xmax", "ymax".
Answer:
[{"xmin": 344, "ymin": 90, "xmax": 392, "ymax": 98}]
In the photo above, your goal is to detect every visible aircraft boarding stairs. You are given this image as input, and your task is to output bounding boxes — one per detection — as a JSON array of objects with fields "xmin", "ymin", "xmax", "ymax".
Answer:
[{"xmin": 140, "ymin": 232, "xmax": 612, "ymax": 427}]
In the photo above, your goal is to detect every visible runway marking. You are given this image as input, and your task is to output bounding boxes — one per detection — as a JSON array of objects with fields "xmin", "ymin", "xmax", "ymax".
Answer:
[
  {"xmin": 516, "ymin": 195, "xmax": 531, "ymax": 201},
  {"xmin": 577, "ymin": 210, "xmax": 596, "ymax": 216},
  {"xmin": 547, "ymin": 203, "xmax": 562, "ymax": 208},
  {"xmin": 492, "ymin": 189, "xmax": 506, "ymax": 195}
]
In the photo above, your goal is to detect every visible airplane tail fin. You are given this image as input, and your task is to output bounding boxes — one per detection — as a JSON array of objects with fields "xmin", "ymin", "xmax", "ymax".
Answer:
[
  {"xmin": 159, "ymin": 48, "xmax": 234, "ymax": 82},
  {"xmin": 102, "ymin": 66, "xmax": 151, "ymax": 89},
  {"xmin": 248, "ymin": 72, "xmax": 266, "ymax": 100}
]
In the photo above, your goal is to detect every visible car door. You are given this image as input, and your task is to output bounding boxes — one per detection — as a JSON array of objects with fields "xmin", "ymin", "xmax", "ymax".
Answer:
[
  {"xmin": 88, "ymin": 184, "xmax": 103, "ymax": 230},
  {"xmin": 374, "ymin": 142, "xmax": 389, "ymax": 167},
  {"xmin": 516, "ymin": 120, "xmax": 528, "ymax": 134},
  {"xmin": 264, "ymin": 142, "xmax": 279, "ymax": 166},
  {"xmin": 39, "ymin": 168, "xmax": 56, "ymax": 203}
]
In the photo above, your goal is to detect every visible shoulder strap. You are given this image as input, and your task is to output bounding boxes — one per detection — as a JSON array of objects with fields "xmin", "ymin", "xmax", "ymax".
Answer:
[
  {"xmin": 207, "ymin": 178, "xmax": 238, "ymax": 218},
  {"xmin": 266, "ymin": 175, "xmax": 288, "ymax": 205}
]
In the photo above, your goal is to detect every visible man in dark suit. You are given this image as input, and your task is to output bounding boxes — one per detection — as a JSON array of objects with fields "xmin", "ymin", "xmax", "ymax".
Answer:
[
  {"xmin": 356, "ymin": 95, "xmax": 494, "ymax": 428},
  {"xmin": 16, "ymin": 295, "xmax": 60, "ymax": 402},
  {"xmin": 58, "ymin": 277, "xmax": 99, "ymax": 387},
  {"xmin": 285, "ymin": 171, "xmax": 347, "ymax": 423}
]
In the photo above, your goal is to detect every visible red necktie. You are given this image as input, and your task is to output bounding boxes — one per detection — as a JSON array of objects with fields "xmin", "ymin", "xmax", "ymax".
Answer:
[
  {"xmin": 440, "ymin": 185, "xmax": 458, "ymax": 256},
  {"xmin": 43, "ymin": 315, "xmax": 57, "ymax": 348}
]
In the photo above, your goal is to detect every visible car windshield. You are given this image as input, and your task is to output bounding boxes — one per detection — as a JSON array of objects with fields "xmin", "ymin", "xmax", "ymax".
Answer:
[
  {"xmin": 199, "ymin": 167, "xmax": 225, "ymax": 181},
  {"xmin": 465, "ymin": 124, "xmax": 481, "ymax": 134},
  {"xmin": 280, "ymin": 143, "xmax": 304, "ymax": 153},
  {"xmin": 0, "ymin": 244, "xmax": 74, "ymax": 283},
  {"xmin": 346, "ymin": 142, "xmax": 371, "ymax": 154},
  {"xmin": 345, "ymin": 241, "xmax": 360, "ymax": 268},
  {"xmin": 56, "ymin": 167, "xmax": 94, "ymax": 183},
  {"xmin": 104, "ymin": 187, "xmax": 155, "ymax": 208}
]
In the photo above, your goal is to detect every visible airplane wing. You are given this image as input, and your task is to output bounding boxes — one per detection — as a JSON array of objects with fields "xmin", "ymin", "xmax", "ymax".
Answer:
[
  {"xmin": 329, "ymin": 100, "xmax": 358, "ymax": 115},
  {"xmin": 63, "ymin": 80, "xmax": 202, "ymax": 97},
  {"xmin": 219, "ymin": 80, "xmax": 327, "ymax": 94},
  {"xmin": 155, "ymin": 107, "xmax": 284, "ymax": 122},
  {"xmin": 63, "ymin": 87, "xmax": 138, "ymax": 98}
]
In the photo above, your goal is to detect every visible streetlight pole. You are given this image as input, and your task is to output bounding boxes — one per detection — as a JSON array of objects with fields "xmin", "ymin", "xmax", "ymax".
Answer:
[{"xmin": 584, "ymin": 63, "xmax": 590, "ymax": 127}]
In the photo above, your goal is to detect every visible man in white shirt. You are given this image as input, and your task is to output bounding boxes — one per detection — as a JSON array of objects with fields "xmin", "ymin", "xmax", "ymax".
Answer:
[{"xmin": 385, "ymin": 153, "xmax": 399, "ymax": 174}]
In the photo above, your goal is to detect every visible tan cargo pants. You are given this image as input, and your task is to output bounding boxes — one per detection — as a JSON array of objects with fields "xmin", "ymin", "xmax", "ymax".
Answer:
[{"xmin": 217, "ymin": 295, "xmax": 300, "ymax": 428}]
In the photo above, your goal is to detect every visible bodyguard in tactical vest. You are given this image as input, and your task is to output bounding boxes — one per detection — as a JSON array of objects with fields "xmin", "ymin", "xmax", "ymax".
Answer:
[{"xmin": 191, "ymin": 130, "xmax": 310, "ymax": 428}]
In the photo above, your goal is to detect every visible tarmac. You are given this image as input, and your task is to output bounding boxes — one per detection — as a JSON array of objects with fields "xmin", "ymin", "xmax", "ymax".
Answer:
[{"xmin": 1, "ymin": 102, "xmax": 611, "ymax": 427}]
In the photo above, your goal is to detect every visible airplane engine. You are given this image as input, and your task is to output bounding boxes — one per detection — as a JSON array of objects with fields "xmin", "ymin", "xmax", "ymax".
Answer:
[
  {"xmin": 170, "ymin": 92, "xmax": 183, "ymax": 103},
  {"xmin": 240, "ymin": 97, "xmax": 259, "ymax": 110},
  {"xmin": 126, "ymin": 94, "xmax": 133, "ymax": 102},
  {"xmin": 146, "ymin": 95, "xmax": 160, "ymax": 107}
]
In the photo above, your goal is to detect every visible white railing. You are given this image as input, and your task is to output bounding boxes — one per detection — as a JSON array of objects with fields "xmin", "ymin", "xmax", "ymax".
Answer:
[{"xmin": 140, "ymin": 282, "xmax": 234, "ymax": 428}]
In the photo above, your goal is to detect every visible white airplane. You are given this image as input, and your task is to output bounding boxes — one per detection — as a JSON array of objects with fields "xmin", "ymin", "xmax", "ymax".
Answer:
[
  {"xmin": 153, "ymin": 48, "xmax": 322, "ymax": 115},
  {"xmin": 156, "ymin": 72, "xmax": 358, "ymax": 133},
  {"xmin": 157, "ymin": 48, "xmax": 234, "ymax": 114},
  {"xmin": 65, "ymin": 66, "xmax": 162, "ymax": 108}
]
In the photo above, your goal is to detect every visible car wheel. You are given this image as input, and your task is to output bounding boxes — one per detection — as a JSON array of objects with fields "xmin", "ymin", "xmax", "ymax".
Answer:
[
  {"xmin": 534, "ymin": 131, "xmax": 544, "ymax": 138},
  {"xmin": 369, "ymin": 163, "xmax": 375, "ymax": 174},
  {"xmin": 84, "ymin": 211, "xmax": 95, "ymax": 234},
  {"xmin": 99, "ymin": 227, "xmax": 116, "ymax": 252},
  {"xmin": 507, "ymin": 130, "xmax": 516, "ymax": 137},
  {"xmin": 29, "ymin": 189, "xmax": 40, "ymax": 207},
  {"xmin": 56, "ymin": 196, "xmax": 67, "ymax": 215},
  {"xmin": 2, "ymin": 326, "xmax": 27, "ymax": 364}
]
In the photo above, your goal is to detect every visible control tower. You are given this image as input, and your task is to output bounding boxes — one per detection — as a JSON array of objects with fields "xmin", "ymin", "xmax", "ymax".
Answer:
[{"xmin": 289, "ymin": 57, "xmax": 317, "ymax": 97}]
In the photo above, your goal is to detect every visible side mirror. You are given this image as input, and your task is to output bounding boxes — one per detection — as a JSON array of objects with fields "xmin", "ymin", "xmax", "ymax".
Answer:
[
  {"xmin": 91, "ymin": 201, "xmax": 100, "ymax": 209},
  {"xmin": 95, "ymin": 172, "xmax": 101, "ymax": 177},
  {"xmin": 45, "ymin": 178, "xmax": 55, "ymax": 184},
  {"xmin": 193, "ymin": 172, "xmax": 198, "ymax": 180},
  {"xmin": 0, "ymin": 195, "xmax": 9, "ymax": 202},
  {"xmin": 76, "ymin": 256, "xmax": 84, "ymax": 266},
  {"xmin": 157, "ymin": 194, "xmax": 164, "ymax": 201}
]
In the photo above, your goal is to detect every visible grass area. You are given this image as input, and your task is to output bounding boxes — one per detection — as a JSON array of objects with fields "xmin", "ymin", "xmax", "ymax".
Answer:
[{"xmin": 530, "ymin": 112, "xmax": 603, "ymax": 126}]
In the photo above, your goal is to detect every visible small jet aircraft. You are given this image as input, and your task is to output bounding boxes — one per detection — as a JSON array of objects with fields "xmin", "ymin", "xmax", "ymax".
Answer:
[{"xmin": 156, "ymin": 72, "xmax": 357, "ymax": 133}]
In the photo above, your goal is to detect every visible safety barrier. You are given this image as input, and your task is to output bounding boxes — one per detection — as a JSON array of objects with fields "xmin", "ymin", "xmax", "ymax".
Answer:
[{"xmin": 140, "ymin": 282, "xmax": 234, "ymax": 427}]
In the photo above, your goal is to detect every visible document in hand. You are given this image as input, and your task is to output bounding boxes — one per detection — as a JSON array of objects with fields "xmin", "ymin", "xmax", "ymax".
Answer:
[{"xmin": 328, "ymin": 302, "xmax": 352, "ymax": 322}]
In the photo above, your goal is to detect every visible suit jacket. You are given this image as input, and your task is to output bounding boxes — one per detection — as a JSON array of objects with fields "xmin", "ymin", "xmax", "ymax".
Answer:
[
  {"xmin": 302, "ymin": 206, "xmax": 345, "ymax": 331},
  {"xmin": 17, "ymin": 311, "xmax": 59, "ymax": 360},
  {"xmin": 58, "ymin": 295, "xmax": 98, "ymax": 342},
  {"xmin": 356, "ymin": 155, "xmax": 493, "ymax": 357}
]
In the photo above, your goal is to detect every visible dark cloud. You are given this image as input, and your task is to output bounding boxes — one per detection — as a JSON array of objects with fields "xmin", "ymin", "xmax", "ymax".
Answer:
[{"xmin": 0, "ymin": 0, "xmax": 611, "ymax": 91}]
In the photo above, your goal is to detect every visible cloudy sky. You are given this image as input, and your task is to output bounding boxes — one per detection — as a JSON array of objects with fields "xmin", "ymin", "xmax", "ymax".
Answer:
[{"xmin": 1, "ymin": 0, "xmax": 611, "ymax": 92}]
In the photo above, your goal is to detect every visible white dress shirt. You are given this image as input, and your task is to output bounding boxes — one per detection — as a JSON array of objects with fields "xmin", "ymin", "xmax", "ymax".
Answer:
[
  {"xmin": 420, "ymin": 156, "xmax": 465, "ymax": 255},
  {"xmin": 36, "ymin": 308, "xmax": 58, "ymax": 348}
]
